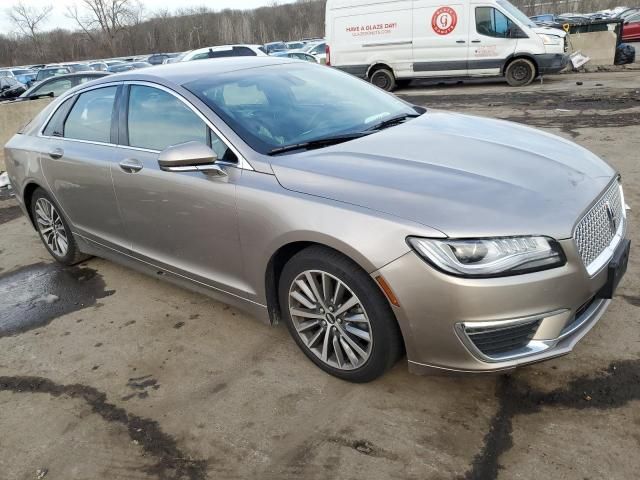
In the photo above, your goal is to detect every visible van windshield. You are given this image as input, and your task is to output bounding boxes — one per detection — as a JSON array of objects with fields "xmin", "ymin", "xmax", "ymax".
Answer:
[
  {"xmin": 497, "ymin": 0, "xmax": 535, "ymax": 28},
  {"xmin": 184, "ymin": 63, "xmax": 416, "ymax": 155}
]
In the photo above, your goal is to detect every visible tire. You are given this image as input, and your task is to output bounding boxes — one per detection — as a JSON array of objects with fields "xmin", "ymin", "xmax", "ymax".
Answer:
[
  {"xmin": 369, "ymin": 67, "xmax": 396, "ymax": 92},
  {"xmin": 504, "ymin": 58, "xmax": 536, "ymax": 87},
  {"xmin": 279, "ymin": 246, "xmax": 403, "ymax": 382},
  {"xmin": 30, "ymin": 188, "xmax": 90, "ymax": 265}
]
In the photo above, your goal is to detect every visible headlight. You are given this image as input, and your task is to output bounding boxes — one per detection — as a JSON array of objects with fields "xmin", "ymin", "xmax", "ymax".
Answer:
[
  {"xmin": 539, "ymin": 34, "xmax": 562, "ymax": 46},
  {"xmin": 407, "ymin": 236, "xmax": 565, "ymax": 277}
]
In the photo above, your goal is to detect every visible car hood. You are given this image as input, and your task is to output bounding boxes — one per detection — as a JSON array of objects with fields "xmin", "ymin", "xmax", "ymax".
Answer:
[
  {"xmin": 532, "ymin": 26, "xmax": 567, "ymax": 37},
  {"xmin": 270, "ymin": 111, "xmax": 615, "ymax": 239}
]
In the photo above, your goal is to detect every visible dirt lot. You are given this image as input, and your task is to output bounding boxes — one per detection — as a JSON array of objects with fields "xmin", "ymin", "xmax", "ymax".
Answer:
[{"xmin": 1, "ymin": 71, "xmax": 639, "ymax": 480}]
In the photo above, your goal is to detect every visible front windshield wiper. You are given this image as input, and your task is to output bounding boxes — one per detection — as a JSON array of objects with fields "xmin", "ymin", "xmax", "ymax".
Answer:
[
  {"xmin": 365, "ymin": 113, "xmax": 421, "ymax": 132},
  {"xmin": 268, "ymin": 131, "xmax": 372, "ymax": 155}
]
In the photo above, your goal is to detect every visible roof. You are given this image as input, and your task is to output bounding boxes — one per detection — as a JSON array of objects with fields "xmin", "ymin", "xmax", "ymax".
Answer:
[{"xmin": 94, "ymin": 56, "xmax": 295, "ymax": 86}]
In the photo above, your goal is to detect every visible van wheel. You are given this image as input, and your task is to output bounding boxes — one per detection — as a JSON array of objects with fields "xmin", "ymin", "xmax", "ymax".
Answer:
[
  {"xmin": 505, "ymin": 58, "xmax": 536, "ymax": 87},
  {"xmin": 369, "ymin": 68, "xmax": 396, "ymax": 92}
]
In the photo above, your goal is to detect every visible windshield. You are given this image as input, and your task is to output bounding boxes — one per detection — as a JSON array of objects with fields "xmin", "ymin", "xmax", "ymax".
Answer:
[
  {"xmin": 497, "ymin": 0, "xmax": 535, "ymax": 28},
  {"xmin": 184, "ymin": 63, "xmax": 416, "ymax": 155}
]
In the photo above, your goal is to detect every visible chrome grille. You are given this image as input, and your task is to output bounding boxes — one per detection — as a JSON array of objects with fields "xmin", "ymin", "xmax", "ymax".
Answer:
[{"xmin": 574, "ymin": 182, "xmax": 624, "ymax": 271}]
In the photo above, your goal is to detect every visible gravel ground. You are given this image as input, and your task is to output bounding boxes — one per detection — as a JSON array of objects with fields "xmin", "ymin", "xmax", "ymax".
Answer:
[{"xmin": 0, "ymin": 71, "xmax": 639, "ymax": 480}]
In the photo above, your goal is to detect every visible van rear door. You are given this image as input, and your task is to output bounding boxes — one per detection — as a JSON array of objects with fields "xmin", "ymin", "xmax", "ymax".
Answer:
[
  {"xmin": 412, "ymin": 2, "xmax": 468, "ymax": 77},
  {"xmin": 468, "ymin": 4, "xmax": 519, "ymax": 75}
]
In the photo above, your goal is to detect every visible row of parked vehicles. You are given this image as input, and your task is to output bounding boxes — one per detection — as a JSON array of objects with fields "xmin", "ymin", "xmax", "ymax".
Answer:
[{"xmin": 0, "ymin": 38, "xmax": 328, "ymax": 102}]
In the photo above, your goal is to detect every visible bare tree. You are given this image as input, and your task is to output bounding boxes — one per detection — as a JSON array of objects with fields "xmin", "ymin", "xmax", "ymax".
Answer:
[
  {"xmin": 6, "ymin": 1, "xmax": 52, "ymax": 61},
  {"xmin": 66, "ymin": 0, "xmax": 139, "ymax": 56}
]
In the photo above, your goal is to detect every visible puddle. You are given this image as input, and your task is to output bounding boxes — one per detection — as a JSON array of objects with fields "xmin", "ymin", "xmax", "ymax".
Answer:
[
  {"xmin": 0, "ymin": 262, "xmax": 114, "ymax": 337},
  {"xmin": 0, "ymin": 205, "xmax": 22, "ymax": 225}
]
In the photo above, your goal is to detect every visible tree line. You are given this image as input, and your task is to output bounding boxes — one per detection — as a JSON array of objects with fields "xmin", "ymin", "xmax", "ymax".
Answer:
[{"xmin": 1, "ymin": 0, "xmax": 326, "ymax": 67}]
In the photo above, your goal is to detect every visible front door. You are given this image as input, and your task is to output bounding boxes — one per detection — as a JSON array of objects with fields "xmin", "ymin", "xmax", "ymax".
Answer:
[
  {"xmin": 468, "ymin": 5, "xmax": 519, "ymax": 75},
  {"xmin": 111, "ymin": 84, "xmax": 249, "ymax": 297},
  {"xmin": 39, "ymin": 84, "xmax": 129, "ymax": 249},
  {"xmin": 412, "ymin": 2, "xmax": 469, "ymax": 77}
]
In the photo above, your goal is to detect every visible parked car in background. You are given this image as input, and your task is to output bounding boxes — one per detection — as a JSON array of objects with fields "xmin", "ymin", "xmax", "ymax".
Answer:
[
  {"xmin": 107, "ymin": 62, "xmax": 152, "ymax": 73},
  {"xmin": 622, "ymin": 11, "xmax": 640, "ymax": 41},
  {"xmin": 4, "ymin": 58, "xmax": 629, "ymax": 381},
  {"xmin": 285, "ymin": 41, "xmax": 306, "ymax": 49},
  {"xmin": 63, "ymin": 63, "xmax": 93, "ymax": 73},
  {"xmin": 271, "ymin": 51, "xmax": 319, "ymax": 62},
  {"xmin": 89, "ymin": 62, "xmax": 109, "ymax": 71},
  {"xmin": 0, "ymin": 76, "xmax": 26, "ymax": 99},
  {"xmin": 35, "ymin": 66, "xmax": 71, "ymax": 83},
  {"xmin": 298, "ymin": 40, "xmax": 327, "ymax": 63},
  {"xmin": 148, "ymin": 53, "xmax": 181, "ymax": 65},
  {"xmin": 325, "ymin": 0, "xmax": 568, "ymax": 90},
  {"xmin": 20, "ymin": 72, "xmax": 110, "ymax": 99},
  {"xmin": 105, "ymin": 60, "xmax": 125, "ymax": 67},
  {"xmin": 28, "ymin": 64, "xmax": 45, "ymax": 70},
  {"xmin": 179, "ymin": 45, "xmax": 267, "ymax": 62},
  {"xmin": 0, "ymin": 68, "xmax": 37, "ymax": 87},
  {"xmin": 263, "ymin": 41, "xmax": 288, "ymax": 53}
]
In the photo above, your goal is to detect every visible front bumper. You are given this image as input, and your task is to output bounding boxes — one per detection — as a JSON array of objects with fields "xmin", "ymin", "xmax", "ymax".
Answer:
[
  {"xmin": 375, "ymin": 237, "xmax": 626, "ymax": 374},
  {"xmin": 535, "ymin": 53, "xmax": 570, "ymax": 74}
]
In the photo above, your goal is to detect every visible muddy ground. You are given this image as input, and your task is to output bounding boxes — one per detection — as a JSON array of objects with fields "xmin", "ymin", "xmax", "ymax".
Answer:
[{"xmin": 0, "ymin": 71, "xmax": 639, "ymax": 480}]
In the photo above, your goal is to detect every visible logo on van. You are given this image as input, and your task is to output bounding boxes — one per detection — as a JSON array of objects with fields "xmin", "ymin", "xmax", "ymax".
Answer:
[{"xmin": 432, "ymin": 6, "xmax": 458, "ymax": 35}]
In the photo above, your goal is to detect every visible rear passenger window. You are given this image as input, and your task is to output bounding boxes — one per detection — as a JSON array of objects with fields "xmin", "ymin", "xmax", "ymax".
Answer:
[
  {"xmin": 64, "ymin": 86, "xmax": 116, "ymax": 143},
  {"xmin": 127, "ymin": 85, "xmax": 207, "ymax": 151},
  {"xmin": 43, "ymin": 98, "xmax": 74, "ymax": 137},
  {"xmin": 476, "ymin": 7, "xmax": 512, "ymax": 38}
]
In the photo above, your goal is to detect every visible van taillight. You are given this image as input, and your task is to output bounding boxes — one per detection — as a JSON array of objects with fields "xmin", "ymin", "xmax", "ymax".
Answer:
[{"xmin": 326, "ymin": 45, "xmax": 331, "ymax": 66}]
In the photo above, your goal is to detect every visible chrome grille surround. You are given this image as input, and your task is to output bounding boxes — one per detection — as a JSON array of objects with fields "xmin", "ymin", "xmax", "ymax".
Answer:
[{"xmin": 574, "ymin": 181, "xmax": 626, "ymax": 276}]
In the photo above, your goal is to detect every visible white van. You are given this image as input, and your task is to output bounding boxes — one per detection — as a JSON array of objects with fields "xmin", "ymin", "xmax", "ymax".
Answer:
[{"xmin": 325, "ymin": 0, "xmax": 568, "ymax": 90}]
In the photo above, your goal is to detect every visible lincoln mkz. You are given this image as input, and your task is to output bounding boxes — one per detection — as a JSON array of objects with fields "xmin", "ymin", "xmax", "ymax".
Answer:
[{"xmin": 5, "ymin": 58, "xmax": 630, "ymax": 381}]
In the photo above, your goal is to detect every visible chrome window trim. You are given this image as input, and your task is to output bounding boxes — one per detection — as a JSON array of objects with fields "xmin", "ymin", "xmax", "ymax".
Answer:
[{"xmin": 36, "ymin": 79, "xmax": 253, "ymax": 171}]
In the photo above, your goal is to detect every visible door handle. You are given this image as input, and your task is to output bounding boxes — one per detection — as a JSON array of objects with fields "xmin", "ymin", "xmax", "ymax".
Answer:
[
  {"xmin": 119, "ymin": 158, "xmax": 143, "ymax": 173},
  {"xmin": 471, "ymin": 40, "xmax": 481, "ymax": 43},
  {"xmin": 456, "ymin": 40, "xmax": 466, "ymax": 43},
  {"xmin": 48, "ymin": 148, "xmax": 63, "ymax": 159}
]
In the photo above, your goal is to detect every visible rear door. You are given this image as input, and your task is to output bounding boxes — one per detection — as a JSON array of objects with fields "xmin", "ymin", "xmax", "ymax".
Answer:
[
  {"xmin": 623, "ymin": 13, "xmax": 640, "ymax": 41},
  {"xmin": 412, "ymin": 2, "xmax": 469, "ymax": 77},
  {"xmin": 468, "ymin": 4, "xmax": 519, "ymax": 75},
  {"xmin": 39, "ymin": 83, "xmax": 129, "ymax": 249}
]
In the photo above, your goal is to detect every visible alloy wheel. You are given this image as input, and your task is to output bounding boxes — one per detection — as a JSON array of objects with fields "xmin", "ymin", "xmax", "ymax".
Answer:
[
  {"xmin": 288, "ymin": 270, "xmax": 373, "ymax": 370},
  {"xmin": 35, "ymin": 197, "xmax": 69, "ymax": 257}
]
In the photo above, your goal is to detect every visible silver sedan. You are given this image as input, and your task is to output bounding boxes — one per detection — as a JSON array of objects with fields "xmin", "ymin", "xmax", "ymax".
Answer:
[{"xmin": 4, "ymin": 57, "xmax": 629, "ymax": 381}]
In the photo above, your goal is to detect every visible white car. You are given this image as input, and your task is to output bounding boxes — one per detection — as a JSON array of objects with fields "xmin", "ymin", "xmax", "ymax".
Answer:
[
  {"xmin": 325, "ymin": 0, "xmax": 568, "ymax": 90},
  {"xmin": 179, "ymin": 45, "xmax": 267, "ymax": 62}
]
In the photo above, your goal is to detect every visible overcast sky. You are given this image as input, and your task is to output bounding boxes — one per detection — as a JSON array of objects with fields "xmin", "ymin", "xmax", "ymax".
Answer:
[{"xmin": 1, "ymin": 0, "xmax": 286, "ymax": 33}]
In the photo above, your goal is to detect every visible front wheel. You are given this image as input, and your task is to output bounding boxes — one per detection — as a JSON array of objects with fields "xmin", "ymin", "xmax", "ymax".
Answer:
[
  {"xmin": 505, "ymin": 58, "xmax": 536, "ymax": 87},
  {"xmin": 279, "ymin": 246, "xmax": 403, "ymax": 382}
]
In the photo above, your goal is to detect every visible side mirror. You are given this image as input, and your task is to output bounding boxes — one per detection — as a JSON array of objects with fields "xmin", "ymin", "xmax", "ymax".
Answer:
[{"xmin": 158, "ymin": 141, "xmax": 226, "ymax": 176}]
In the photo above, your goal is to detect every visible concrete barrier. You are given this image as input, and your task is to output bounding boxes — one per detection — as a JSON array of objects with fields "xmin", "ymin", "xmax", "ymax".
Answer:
[
  {"xmin": 0, "ymin": 98, "xmax": 52, "ymax": 171},
  {"xmin": 568, "ymin": 30, "xmax": 618, "ymax": 66}
]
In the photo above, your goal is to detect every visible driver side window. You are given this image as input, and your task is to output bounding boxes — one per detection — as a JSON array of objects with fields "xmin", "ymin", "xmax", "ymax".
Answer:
[{"xmin": 476, "ymin": 7, "xmax": 512, "ymax": 38}]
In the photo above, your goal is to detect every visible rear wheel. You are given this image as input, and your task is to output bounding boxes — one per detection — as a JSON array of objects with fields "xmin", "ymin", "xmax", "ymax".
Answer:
[
  {"xmin": 30, "ymin": 188, "xmax": 90, "ymax": 265},
  {"xmin": 369, "ymin": 67, "xmax": 396, "ymax": 92},
  {"xmin": 505, "ymin": 58, "xmax": 536, "ymax": 87},
  {"xmin": 279, "ymin": 246, "xmax": 402, "ymax": 382}
]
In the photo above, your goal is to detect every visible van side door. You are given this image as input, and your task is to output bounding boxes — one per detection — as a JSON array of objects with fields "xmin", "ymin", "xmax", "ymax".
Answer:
[
  {"xmin": 412, "ymin": 2, "xmax": 468, "ymax": 77},
  {"xmin": 468, "ymin": 4, "xmax": 520, "ymax": 76}
]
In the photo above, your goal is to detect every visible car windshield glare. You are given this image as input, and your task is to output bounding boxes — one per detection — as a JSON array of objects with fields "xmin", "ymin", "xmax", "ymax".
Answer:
[{"xmin": 184, "ymin": 64, "xmax": 415, "ymax": 155}]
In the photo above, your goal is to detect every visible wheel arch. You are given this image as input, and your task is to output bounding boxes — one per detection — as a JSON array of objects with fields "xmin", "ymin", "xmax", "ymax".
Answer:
[
  {"xmin": 22, "ymin": 181, "xmax": 45, "ymax": 230},
  {"xmin": 263, "ymin": 237, "xmax": 400, "ymax": 329},
  {"xmin": 366, "ymin": 62, "xmax": 395, "ymax": 79}
]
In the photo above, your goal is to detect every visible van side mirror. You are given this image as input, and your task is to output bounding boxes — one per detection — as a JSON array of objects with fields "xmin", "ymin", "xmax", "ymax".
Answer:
[{"xmin": 158, "ymin": 141, "xmax": 226, "ymax": 176}]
